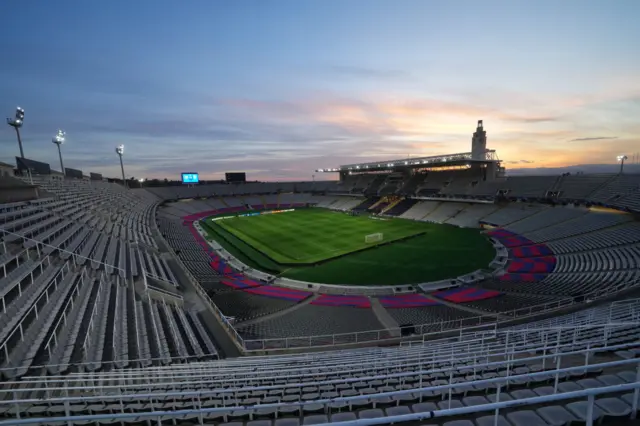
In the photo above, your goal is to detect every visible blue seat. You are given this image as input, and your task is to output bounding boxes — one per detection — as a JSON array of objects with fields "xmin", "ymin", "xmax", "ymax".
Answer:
[
  {"xmin": 507, "ymin": 410, "xmax": 547, "ymax": 426},
  {"xmin": 510, "ymin": 389, "xmax": 537, "ymax": 400},
  {"xmin": 358, "ymin": 409, "xmax": 384, "ymax": 419},
  {"xmin": 595, "ymin": 397, "xmax": 632, "ymax": 418},
  {"xmin": 474, "ymin": 415, "xmax": 511, "ymax": 426},
  {"xmin": 412, "ymin": 402, "xmax": 438, "ymax": 413},
  {"xmin": 437, "ymin": 399, "xmax": 464, "ymax": 410},
  {"xmin": 536, "ymin": 405, "xmax": 577, "ymax": 426},
  {"xmin": 330, "ymin": 412, "xmax": 356, "ymax": 422},
  {"xmin": 443, "ymin": 421, "xmax": 474, "ymax": 426},
  {"xmin": 621, "ymin": 392, "xmax": 639, "ymax": 410},
  {"xmin": 462, "ymin": 396, "xmax": 489, "ymax": 406},
  {"xmin": 303, "ymin": 415, "xmax": 328, "ymax": 425},
  {"xmin": 533, "ymin": 386, "xmax": 555, "ymax": 396},
  {"xmin": 385, "ymin": 406, "xmax": 412, "ymax": 416},
  {"xmin": 565, "ymin": 401, "xmax": 604, "ymax": 423}
]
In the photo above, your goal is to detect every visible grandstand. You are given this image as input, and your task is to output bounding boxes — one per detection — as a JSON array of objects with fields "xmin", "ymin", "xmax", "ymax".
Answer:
[{"xmin": 0, "ymin": 119, "xmax": 639, "ymax": 424}]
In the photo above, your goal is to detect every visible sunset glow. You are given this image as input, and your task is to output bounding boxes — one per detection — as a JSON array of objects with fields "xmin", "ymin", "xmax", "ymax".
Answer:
[{"xmin": 1, "ymin": 0, "xmax": 638, "ymax": 180}]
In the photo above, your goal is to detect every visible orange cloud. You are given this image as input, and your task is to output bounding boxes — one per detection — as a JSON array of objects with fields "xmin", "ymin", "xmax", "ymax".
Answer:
[{"xmin": 217, "ymin": 88, "xmax": 638, "ymax": 169}]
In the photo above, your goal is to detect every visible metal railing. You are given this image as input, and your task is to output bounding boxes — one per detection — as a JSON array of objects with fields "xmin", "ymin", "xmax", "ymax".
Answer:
[
  {"xmin": 0, "ymin": 348, "xmax": 638, "ymax": 425},
  {"xmin": 240, "ymin": 294, "xmax": 571, "ymax": 351},
  {"xmin": 0, "ymin": 260, "xmax": 69, "ymax": 366},
  {"xmin": 6, "ymin": 302, "xmax": 639, "ymax": 390},
  {"xmin": 41, "ymin": 267, "xmax": 89, "ymax": 364},
  {"xmin": 81, "ymin": 272, "xmax": 104, "ymax": 362},
  {"xmin": 0, "ymin": 226, "xmax": 205, "ymax": 371},
  {"xmin": 241, "ymin": 275, "xmax": 640, "ymax": 352},
  {"xmin": 4, "ymin": 324, "xmax": 638, "ymax": 387},
  {"xmin": 158, "ymin": 221, "xmax": 246, "ymax": 349}
]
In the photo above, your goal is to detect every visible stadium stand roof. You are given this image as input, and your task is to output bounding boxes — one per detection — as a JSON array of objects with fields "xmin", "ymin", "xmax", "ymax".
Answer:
[
  {"xmin": 317, "ymin": 121, "xmax": 500, "ymax": 173},
  {"xmin": 316, "ymin": 149, "xmax": 500, "ymax": 173}
]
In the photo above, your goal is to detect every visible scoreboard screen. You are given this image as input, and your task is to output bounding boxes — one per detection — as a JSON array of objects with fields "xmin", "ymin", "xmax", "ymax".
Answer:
[
  {"xmin": 181, "ymin": 173, "xmax": 199, "ymax": 184},
  {"xmin": 225, "ymin": 172, "xmax": 246, "ymax": 183}
]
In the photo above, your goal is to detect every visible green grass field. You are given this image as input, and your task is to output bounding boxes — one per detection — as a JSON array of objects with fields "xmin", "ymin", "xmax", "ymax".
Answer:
[{"xmin": 200, "ymin": 208, "xmax": 495, "ymax": 286}]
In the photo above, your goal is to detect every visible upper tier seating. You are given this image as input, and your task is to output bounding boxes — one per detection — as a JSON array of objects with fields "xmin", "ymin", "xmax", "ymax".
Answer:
[
  {"xmin": 504, "ymin": 207, "xmax": 588, "ymax": 234},
  {"xmin": 556, "ymin": 174, "xmax": 617, "ymax": 199}
]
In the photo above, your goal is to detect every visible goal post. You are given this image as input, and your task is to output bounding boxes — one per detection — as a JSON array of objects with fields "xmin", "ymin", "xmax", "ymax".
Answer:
[{"xmin": 365, "ymin": 233, "xmax": 383, "ymax": 244}]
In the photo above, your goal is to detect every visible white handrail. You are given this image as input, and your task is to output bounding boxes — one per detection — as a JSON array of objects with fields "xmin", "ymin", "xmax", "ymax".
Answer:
[
  {"xmin": 4, "ymin": 318, "xmax": 638, "ymax": 390},
  {"xmin": 0, "ymin": 356, "xmax": 639, "ymax": 425},
  {"xmin": 242, "ymin": 274, "xmax": 640, "ymax": 351},
  {"xmin": 155, "ymin": 222, "xmax": 245, "ymax": 348}
]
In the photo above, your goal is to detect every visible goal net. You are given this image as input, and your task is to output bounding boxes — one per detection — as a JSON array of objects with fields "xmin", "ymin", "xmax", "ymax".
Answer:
[{"xmin": 365, "ymin": 233, "xmax": 383, "ymax": 243}]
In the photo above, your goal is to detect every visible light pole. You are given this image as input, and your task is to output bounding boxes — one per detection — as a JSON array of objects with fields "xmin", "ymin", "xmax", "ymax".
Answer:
[
  {"xmin": 116, "ymin": 144, "xmax": 126, "ymax": 188},
  {"xmin": 617, "ymin": 155, "xmax": 627, "ymax": 174},
  {"xmin": 138, "ymin": 178, "xmax": 145, "ymax": 188},
  {"xmin": 52, "ymin": 130, "xmax": 66, "ymax": 173},
  {"xmin": 6, "ymin": 107, "xmax": 25, "ymax": 158}
]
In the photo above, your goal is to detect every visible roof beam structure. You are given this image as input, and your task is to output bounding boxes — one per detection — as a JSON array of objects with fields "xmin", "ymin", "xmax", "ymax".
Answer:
[{"xmin": 316, "ymin": 150, "xmax": 500, "ymax": 173}]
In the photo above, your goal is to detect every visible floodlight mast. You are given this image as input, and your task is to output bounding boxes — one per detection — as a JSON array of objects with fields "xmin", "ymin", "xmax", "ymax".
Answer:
[
  {"xmin": 617, "ymin": 155, "xmax": 628, "ymax": 174},
  {"xmin": 6, "ymin": 107, "xmax": 25, "ymax": 158},
  {"xmin": 115, "ymin": 144, "xmax": 126, "ymax": 188},
  {"xmin": 52, "ymin": 130, "xmax": 66, "ymax": 174}
]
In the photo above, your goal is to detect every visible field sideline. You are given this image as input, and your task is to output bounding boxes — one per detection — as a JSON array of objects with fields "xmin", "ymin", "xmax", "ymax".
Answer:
[{"xmin": 200, "ymin": 207, "xmax": 495, "ymax": 286}]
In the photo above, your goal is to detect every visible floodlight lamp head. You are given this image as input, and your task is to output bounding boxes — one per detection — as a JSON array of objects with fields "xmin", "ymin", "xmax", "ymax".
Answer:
[
  {"xmin": 617, "ymin": 155, "xmax": 628, "ymax": 162},
  {"xmin": 6, "ymin": 106, "xmax": 25, "ymax": 128},
  {"xmin": 138, "ymin": 178, "xmax": 145, "ymax": 182},
  {"xmin": 52, "ymin": 129, "xmax": 65, "ymax": 145},
  {"xmin": 116, "ymin": 144, "xmax": 124, "ymax": 155}
]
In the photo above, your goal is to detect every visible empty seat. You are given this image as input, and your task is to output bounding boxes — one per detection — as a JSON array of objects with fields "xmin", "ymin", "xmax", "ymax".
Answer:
[
  {"xmin": 437, "ymin": 400, "xmax": 464, "ymax": 410},
  {"xmin": 275, "ymin": 419, "xmax": 300, "ymax": 426},
  {"xmin": 621, "ymin": 393, "xmax": 639, "ymax": 410},
  {"xmin": 487, "ymin": 393, "xmax": 513, "ymax": 403},
  {"xmin": 475, "ymin": 415, "xmax": 511, "ymax": 426},
  {"xmin": 303, "ymin": 415, "xmax": 328, "ymax": 425},
  {"xmin": 385, "ymin": 406, "xmax": 412, "ymax": 417},
  {"xmin": 248, "ymin": 421, "xmax": 272, "ymax": 426},
  {"xmin": 507, "ymin": 410, "xmax": 547, "ymax": 426},
  {"xmin": 536, "ymin": 405, "xmax": 577, "ymax": 426},
  {"xmin": 595, "ymin": 397, "xmax": 632, "ymax": 418},
  {"xmin": 463, "ymin": 396, "xmax": 490, "ymax": 406},
  {"xmin": 330, "ymin": 412, "xmax": 357, "ymax": 422},
  {"xmin": 413, "ymin": 402, "xmax": 438, "ymax": 413},
  {"xmin": 565, "ymin": 401, "xmax": 604, "ymax": 423},
  {"xmin": 358, "ymin": 409, "xmax": 384, "ymax": 419},
  {"xmin": 443, "ymin": 421, "xmax": 474, "ymax": 426}
]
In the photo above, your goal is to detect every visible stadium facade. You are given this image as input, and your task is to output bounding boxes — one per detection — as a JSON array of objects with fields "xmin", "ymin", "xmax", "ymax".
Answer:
[{"xmin": 0, "ymin": 118, "xmax": 639, "ymax": 424}]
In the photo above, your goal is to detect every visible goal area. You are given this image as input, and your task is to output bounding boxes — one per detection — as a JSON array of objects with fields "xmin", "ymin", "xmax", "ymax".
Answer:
[{"xmin": 365, "ymin": 233, "xmax": 383, "ymax": 243}]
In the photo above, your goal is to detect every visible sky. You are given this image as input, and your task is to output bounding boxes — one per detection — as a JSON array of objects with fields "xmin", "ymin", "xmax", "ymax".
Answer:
[{"xmin": 0, "ymin": 0, "xmax": 639, "ymax": 181}]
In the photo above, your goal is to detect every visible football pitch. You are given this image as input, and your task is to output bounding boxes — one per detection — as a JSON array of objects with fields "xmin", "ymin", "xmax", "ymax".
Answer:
[{"xmin": 200, "ymin": 208, "xmax": 495, "ymax": 286}]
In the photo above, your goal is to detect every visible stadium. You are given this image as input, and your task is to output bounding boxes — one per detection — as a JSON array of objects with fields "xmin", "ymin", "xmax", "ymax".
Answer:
[{"xmin": 1, "ymin": 113, "xmax": 640, "ymax": 426}]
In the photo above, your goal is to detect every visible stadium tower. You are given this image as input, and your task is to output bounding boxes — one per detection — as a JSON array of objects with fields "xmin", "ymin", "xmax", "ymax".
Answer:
[{"xmin": 471, "ymin": 120, "xmax": 487, "ymax": 160}]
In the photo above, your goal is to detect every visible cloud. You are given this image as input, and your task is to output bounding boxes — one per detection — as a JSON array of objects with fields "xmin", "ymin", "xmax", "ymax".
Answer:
[
  {"xmin": 570, "ymin": 136, "xmax": 619, "ymax": 142},
  {"xmin": 2, "ymin": 71, "xmax": 637, "ymax": 181},
  {"xmin": 503, "ymin": 116, "xmax": 558, "ymax": 123},
  {"xmin": 328, "ymin": 66, "xmax": 411, "ymax": 80}
]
